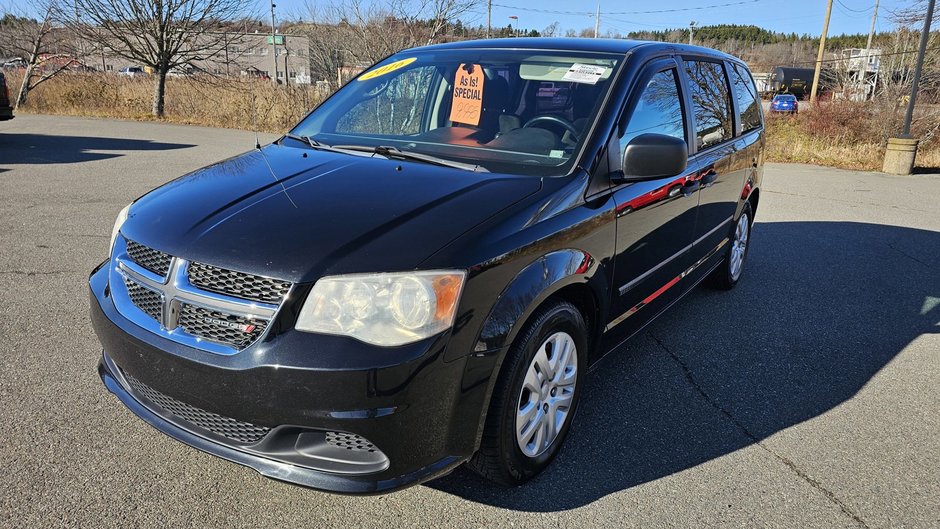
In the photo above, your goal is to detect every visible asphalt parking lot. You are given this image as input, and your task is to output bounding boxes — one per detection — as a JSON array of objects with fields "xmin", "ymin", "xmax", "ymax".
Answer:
[{"xmin": 1, "ymin": 114, "xmax": 938, "ymax": 528}]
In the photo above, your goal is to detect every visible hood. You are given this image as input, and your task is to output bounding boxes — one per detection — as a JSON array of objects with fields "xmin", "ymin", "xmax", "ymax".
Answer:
[{"xmin": 120, "ymin": 142, "xmax": 541, "ymax": 282}]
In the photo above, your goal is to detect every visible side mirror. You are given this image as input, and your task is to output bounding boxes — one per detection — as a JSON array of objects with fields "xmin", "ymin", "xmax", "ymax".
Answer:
[{"xmin": 617, "ymin": 133, "xmax": 688, "ymax": 182}]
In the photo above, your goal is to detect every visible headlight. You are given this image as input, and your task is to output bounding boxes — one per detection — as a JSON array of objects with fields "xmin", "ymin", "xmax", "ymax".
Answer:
[
  {"xmin": 296, "ymin": 270, "xmax": 466, "ymax": 346},
  {"xmin": 109, "ymin": 203, "xmax": 131, "ymax": 254}
]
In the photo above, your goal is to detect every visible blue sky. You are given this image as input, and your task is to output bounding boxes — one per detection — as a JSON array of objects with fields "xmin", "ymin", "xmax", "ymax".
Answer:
[{"xmin": 278, "ymin": 0, "xmax": 915, "ymax": 37}]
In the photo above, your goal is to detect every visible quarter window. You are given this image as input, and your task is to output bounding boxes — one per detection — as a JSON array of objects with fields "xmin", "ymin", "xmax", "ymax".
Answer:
[
  {"xmin": 684, "ymin": 60, "xmax": 733, "ymax": 149},
  {"xmin": 620, "ymin": 69, "xmax": 686, "ymax": 151},
  {"xmin": 730, "ymin": 63, "xmax": 762, "ymax": 133}
]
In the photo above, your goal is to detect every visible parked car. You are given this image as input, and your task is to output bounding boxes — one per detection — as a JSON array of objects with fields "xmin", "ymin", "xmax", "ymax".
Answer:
[
  {"xmin": 770, "ymin": 93, "xmax": 799, "ymax": 114},
  {"xmin": 91, "ymin": 38, "xmax": 764, "ymax": 494},
  {"xmin": 118, "ymin": 66, "xmax": 145, "ymax": 77},
  {"xmin": 0, "ymin": 71, "xmax": 14, "ymax": 121}
]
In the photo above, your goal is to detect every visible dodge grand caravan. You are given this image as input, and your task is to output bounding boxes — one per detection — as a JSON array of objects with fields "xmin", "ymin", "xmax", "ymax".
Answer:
[{"xmin": 91, "ymin": 38, "xmax": 764, "ymax": 493}]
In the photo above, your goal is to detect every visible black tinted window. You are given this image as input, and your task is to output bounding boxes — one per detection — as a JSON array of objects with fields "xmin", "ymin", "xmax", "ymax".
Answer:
[
  {"xmin": 684, "ymin": 60, "xmax": 733, "ymax": 149},
  {"xmin": 730, "ymin": 63, "xmax": 761, "ymax": 133},
  {"xmin": 621, "ymin": 69, "xmax": 686, "ymax": 151}
]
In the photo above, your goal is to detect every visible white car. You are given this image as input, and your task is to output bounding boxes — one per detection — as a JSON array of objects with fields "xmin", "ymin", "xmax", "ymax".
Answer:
[{"xmin": 118, "ymin": 67, "xmax": 145, "ymax": 77}]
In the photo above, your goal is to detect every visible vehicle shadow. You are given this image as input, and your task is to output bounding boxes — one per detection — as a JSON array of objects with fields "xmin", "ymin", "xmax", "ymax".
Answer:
[
  {"xmin": 0, "ymin": 133, "xmax": 194, "ymax": 165},
  {"xmin": 428, "ymin": 220, "xmax": 939, "ymax": 511}
]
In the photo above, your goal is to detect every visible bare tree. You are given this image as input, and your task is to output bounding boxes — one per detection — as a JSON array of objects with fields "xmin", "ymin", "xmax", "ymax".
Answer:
[
  {"xmin": 0, "ymin": 1, "xmax": 76, "ymax": 108},
  {"xmin": 72, "ymin": 0, "xmax": 252, "ymax": 117},
  {"xmin": 424, "ymin": 0, "xmax": 479, "ymax": 45},
  {"xmin": 541, "ymin": 22, "xmax": 560, "ymax": 38},
  {"xmin": 293, "ymin": 0, "xmax": 479, "ymax": 90}
]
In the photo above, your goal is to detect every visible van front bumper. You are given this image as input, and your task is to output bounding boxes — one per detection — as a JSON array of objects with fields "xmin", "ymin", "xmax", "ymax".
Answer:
[{"xmin": 89, "ymin": 260, "xmax": 490, "ymax": 494}]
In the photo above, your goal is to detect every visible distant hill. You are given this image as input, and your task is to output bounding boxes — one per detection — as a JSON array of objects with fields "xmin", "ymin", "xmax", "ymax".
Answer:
[{"xmin": 627, "ymin": 23, "xmax": 895, "ymax": 49}]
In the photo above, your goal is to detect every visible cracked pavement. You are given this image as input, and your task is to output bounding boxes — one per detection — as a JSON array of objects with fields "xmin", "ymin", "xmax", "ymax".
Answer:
[{"xmin": 1, "ymin": 115, "xmax": 938, "ymax": 528}]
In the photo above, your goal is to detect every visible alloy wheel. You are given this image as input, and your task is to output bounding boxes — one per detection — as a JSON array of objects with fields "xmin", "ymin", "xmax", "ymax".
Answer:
[
  {"xmin": 515, "ymin": 331, "xmax": 578, "ymax": 457},
  {"xmin": 730, "ymin": 213, "xmax": 750, "ymax": 281}
]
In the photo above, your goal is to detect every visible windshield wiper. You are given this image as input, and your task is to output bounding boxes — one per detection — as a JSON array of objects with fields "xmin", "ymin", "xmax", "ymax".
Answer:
[
  {"xmin": 282, "ymin": 133, "xmax": 350, "ymax": 155},
  {"xmin": 331, "ymin": 144, "xmax": 487, "ymax": 172}
]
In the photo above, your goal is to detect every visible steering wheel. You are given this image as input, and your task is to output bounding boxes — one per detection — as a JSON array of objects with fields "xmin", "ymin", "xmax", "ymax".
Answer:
[{"xmin": 522, "ymin": 115, "xmax": 580, "ymax": 142}]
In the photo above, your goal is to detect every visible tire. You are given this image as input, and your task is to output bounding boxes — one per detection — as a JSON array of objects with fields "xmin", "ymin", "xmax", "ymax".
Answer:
[
  {"xmin": 708, "ymin": 201, "xmax": 753, "ymax": 290},
  {"xmin": 467, "ymin": 299, "xmax": 587, "ymax": 486}
]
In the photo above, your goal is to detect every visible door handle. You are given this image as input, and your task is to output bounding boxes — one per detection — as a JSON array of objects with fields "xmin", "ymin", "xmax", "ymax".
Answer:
[
  {"xmin": 681, "ymin": 179, "xmax": 700, "ymax": 197},
  {"xmin": 701, "ymin": 169, "xmax": 718, "ymax": 187}
]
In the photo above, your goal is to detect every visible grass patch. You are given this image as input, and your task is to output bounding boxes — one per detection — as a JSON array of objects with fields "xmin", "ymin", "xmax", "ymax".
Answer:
[
  {"xmin": 765, "ymin": 101, "xmax": 940, "ymax": 172},
  {"xmin": 9, "ymin": 72, "xmax": 322, "ymax": 133}
]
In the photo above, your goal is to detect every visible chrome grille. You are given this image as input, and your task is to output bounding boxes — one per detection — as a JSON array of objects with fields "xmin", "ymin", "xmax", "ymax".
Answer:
[
  {"xmin": 123, "ymin": 371, "xmax": 271, "ymax": 444},
  {"xmin": 325, "ymin": 431, "xmax": 378, "ymax": 453},
  {"xmin": 126, "ymin": 239, "xmax": 172, "ymax": 277},
  {"xmin": 123, "ymin": 276, "xmax": 162, "ymax": 322},
  {"xmin": 113, "ymin": 236, "xmax": 288, "ymax": 354},
  {"xmin": 178, "ymin": 303, "xmax": 268, "ymax": 349},
  {"xmin": 188, "ymin": 262, "xmax": 291, "ymax": 304}
]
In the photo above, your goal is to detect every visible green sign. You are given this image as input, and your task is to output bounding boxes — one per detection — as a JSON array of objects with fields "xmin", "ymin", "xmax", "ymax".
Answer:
[{"xmin": 266, "ymin": 35, "xmax": 285, "ymax": 45}]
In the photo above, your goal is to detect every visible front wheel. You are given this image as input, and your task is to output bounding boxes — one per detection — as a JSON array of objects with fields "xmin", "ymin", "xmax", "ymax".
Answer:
[
  {"xmin": 467, "ymin": 299, "xmax": 587, "ymax": 486},
  {"xmin": 708, "ymin": 202, "xmax": 752, "ymax": 290}
]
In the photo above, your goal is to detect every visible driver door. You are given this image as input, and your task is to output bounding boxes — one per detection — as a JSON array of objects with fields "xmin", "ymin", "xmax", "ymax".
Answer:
[{"xmin": 606, "ymin": 60, "xmax": 700, "ymax": 338}]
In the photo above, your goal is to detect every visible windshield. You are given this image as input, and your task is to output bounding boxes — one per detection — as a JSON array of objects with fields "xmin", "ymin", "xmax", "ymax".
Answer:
[{"xmin": 291, "ymin": 49, "xmax": 624, "ymax": 176}]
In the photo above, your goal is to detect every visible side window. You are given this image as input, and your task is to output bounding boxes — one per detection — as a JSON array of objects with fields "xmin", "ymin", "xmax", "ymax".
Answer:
[
  {"xmin": 620, "ymin": 69, "xmax": 686, "ymax": 151},
  {"xmin": 683, "ymin": 60, "xmax": 733, "ymax": 149},
  {"xmin": 730, "ymin": 63, "xmax": 762, "ymax": 133},
  {"xmin": 337, "ymin": 66, "xmax": 438, "ymax": 135}
]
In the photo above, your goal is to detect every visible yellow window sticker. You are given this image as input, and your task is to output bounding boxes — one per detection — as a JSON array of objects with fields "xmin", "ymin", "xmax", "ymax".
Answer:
[
  {"xmin": 357, "ymin": 57, "xmax": 417, "ymax": 81},
  {"xmin": 449, "ymin": 64, "xmax": 485, "ymax": 126}
]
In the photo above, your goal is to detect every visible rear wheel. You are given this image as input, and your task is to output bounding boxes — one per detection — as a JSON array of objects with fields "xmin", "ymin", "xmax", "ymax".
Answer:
[
  {"xmin": 708, "ymin": 201, "xmax": 752, "ymax": 290},
  {"xmin": 468, "ymin": 299, "xmax": 587, "ymax": 486}
]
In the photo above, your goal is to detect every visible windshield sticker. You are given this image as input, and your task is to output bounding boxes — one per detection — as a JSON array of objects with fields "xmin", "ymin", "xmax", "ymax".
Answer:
[
  {"xmin": 562, "ymin": 63, "xmax": 608, "ymax": 85},
  {"xmin": 358, "ymin": 57, "xmax": 417, "ymax": 81},
  {"xmin": 449, "ymin": 64, "xmax": 485, "ymax": 126}
]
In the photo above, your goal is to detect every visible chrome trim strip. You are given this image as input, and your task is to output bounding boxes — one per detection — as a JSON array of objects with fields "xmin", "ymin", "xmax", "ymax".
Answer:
[
  {"xmin": 605, "ymin": 237, "xmax": 730, "ymax": 332},
  {"xmin": 109, "ymin": 235, "xmax": 288, "ymax": 356},
  {"xmin": 692, "ymin": 215, "xmax": 734, "ymax": 247},
  {"xmin": 616, "ymin": 215, "xmax": 734, "ymax": 296},
  {"xmin": 618, "ymin": 243, "xmax": 692, "ymax": 296}
]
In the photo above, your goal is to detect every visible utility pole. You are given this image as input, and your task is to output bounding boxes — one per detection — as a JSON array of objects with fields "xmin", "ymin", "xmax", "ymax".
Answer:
[
  {"xmin": 865, "ymin": 0, "xmax": 880, "ymax": 51},
  {"xmin": 902, "ymin": 0, "xmax": 935, "ymax": 136},
  {"xmin": 810, "ymin": 0, "xmax": 834, "ymax": 104},
  {"xmin": 594, "ymin": 4, "xmax": 600, "ymax": 38},
  {"xmin": 486, "ymin": 0, "xmax": 491, "ymax": 38},
  {"xmin": 270, "ymin": 0, "xmax": 279, "ymax": 84},
  {"xmin": 689, "ymin": 20, "xmax": 697, "ymax": 45},
  {"xmin": 860, "ymin": 0, "xmax": 880, "ymax": 100},
  {"xmin": 884, "ymin": 0, "xmax": 935, "ymax": 174}
]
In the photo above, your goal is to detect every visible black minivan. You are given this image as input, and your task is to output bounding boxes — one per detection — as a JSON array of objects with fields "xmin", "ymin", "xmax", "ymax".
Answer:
[{"xmin": 91, "ymin": 38, "xmax": 763, "ymax": 493}]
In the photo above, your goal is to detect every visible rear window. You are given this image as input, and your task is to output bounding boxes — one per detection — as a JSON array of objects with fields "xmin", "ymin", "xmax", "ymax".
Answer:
[
  {"xmin": 683, "ymin": 60, "xmax": 734, "ymax": 150},
  {"xmin": 729, "ymin": 63, "xmax": 762, "ymax": 133}
]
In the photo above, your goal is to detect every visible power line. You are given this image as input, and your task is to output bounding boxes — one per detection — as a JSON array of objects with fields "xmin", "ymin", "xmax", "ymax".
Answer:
[
  {"xmin": 790, "ymin": 45, "xmax": 940, "ymax": 66},
  {"xmin": 489, "ymin": 0, "xmax": 768, "ymax": 17},
  {"xmin": 605, "ymin": 0, "xmax": 767, "ymax": 15},
  {"xmin": 835, "ymin": 0, "xmax": 874, "ymax": 13}
]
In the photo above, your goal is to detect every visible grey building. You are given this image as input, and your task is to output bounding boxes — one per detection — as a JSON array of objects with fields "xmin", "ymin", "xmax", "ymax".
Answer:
[{"xmin": 94, "ymin": 32, "xmax": 311, "ymax": 84}]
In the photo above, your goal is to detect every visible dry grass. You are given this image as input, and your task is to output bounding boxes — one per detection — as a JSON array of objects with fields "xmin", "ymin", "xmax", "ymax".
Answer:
[
  {"xmin": 9, "ymin": 71, "xmax": 323, "ymax": 134},
  {"xmin": 9, "ymin": 72, "xmax": 940, "ymax": 171},
  {"xmin": 765, "ymin": 100, "xmax": 940, "ymax": 171}
]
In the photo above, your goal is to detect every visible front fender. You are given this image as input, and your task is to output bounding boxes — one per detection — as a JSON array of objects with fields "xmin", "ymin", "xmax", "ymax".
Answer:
[{"xmin": 474, "ymin": 248, "xmax": 605, "ymax": 354}]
